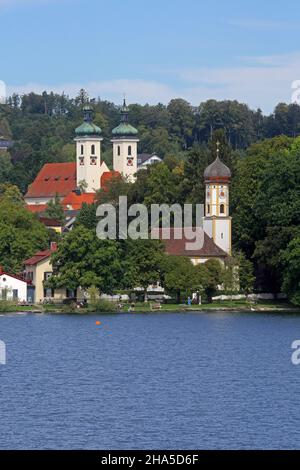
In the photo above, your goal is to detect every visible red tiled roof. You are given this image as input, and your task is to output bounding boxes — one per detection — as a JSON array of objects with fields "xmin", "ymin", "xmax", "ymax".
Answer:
[
  {"xmin": 24, "ymin": 244, "xmax": 57, "ymax": 266},
  {"xmin": 24, "ymin": 250, "xmax": 52, "ymax": 266},
  {"xmin": 39, "ymin": 217, "xmax": 62, "ymax": 227},
  {"xmin": 27, "ymin": 204, "xmax": 47, "ymax": 213},
  {"xmin": 0, "ymin": 266, "xmax": 28, "ymax": 284},
  {"xmin": 152, "ymin": 227, "xmax": 228, "ymax": 258},
  {"xmin": 62, "ymin": 192, "xmax": 96, "ymax": 210},
  {"xmin": 100, "ymin": 171, "xmax": 120, "ymax": 191},
  {"xmin": 25, "ymin": 162, "xmax": 76, "ymax": 198}
]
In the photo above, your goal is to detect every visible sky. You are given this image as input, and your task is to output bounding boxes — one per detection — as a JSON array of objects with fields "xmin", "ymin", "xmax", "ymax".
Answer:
[{"xmin": 1, "ymin": 0, "xmax": 300, "ymax": 112}]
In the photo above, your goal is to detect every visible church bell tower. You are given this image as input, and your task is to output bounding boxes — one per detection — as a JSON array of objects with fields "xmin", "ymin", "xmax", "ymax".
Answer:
[
  {"xmin": 111, "ymin": 99, "xmax": 139, "ymax": 182},
  {"xmin": 203, "ymin": 142, "xmax": 232, "ymax": 255},
  {"xmin": 74, "ymin": 104, "xmax": 103, "ymax": 192}
]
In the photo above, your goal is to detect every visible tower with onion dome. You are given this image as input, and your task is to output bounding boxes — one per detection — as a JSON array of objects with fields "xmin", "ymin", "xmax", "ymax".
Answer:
[
  {"xmin": 111, "ymin": 99, "xmax": 139, "ymax": 182},
  {"xmin": 74, "ymin": 104, "xmax": 103, "ymax": 192},
  {"xmin": 203, "ymin": 142, "xmax": 232, "ymax": 255}
]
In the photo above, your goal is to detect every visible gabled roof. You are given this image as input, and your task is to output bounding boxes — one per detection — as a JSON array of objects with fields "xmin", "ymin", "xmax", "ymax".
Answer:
[
  {"xmin": 25, "ymin": 162, "xmax": 77, "ymax": 198},
  {"xmin": 39, "ymin": 217, "xmax": 62, "ymax": 227},
  {"xmin": 27, "ymin": 204, "xmax": 47, "ymax": 213},
  {"xmin": 25, "ymin": 161, "xmax": 115, "ymax": 203},
  {"xmin": 137, "ymin": 153, "xmax": 161, "ymax": 165},
  {"xmin": 23, "ymin": 250, "xmax": 52, "ymax": 266},
  {"xmin": 152, "ymin": 227, "xmax": 228, "ymax": 258},
  {"xmin": 100, "ymin": 170, "xmax": 120, "ymax": 190},
  {"xmin": 24, "ymin": 243, "xmax": 57, "ymax": 266},
  {"xmin": 0, "ymin": 267, "xmax": 28, "ymax": 284},
  {"xmin": 62, "ymin": 192, "xmax": 96, "ymax": 210}
]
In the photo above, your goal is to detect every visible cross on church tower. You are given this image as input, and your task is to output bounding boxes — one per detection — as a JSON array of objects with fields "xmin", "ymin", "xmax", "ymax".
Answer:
[{"xmin": 216, "ymin": 140, "xmax": 220, "ymax": 157}]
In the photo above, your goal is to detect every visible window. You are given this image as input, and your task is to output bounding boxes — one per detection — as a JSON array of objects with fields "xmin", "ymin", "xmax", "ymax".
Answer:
[
  {"xmin": 81, "ymin": 145, "xmax": 84, "ymax": 155},
  {"xmin": 44, "ymin": 272, "xmax": 52, "ymax": 281},
  {"xmin": 221, "ymin": 233, "xmax": 224, "ymax": 239},
  {"xmin": 91, "ymin": 144, "xmax": 95, "ymax": 155},
  {"xmin": 43, "ymin": 288, "xmax": 54, "ymax": 298},
  {"xmin": 1, "ymin": 288, "xmax": 7, "ymax": 301},
  {"xmin": 66, "ymin": 288, "xmax": 77, "ymax": 298},
  {"xmin": 13, "ymin": 289, "xmax": 18, "ymax": 300},
  {"xmin": 220, "ymin": 204, "xmax": 225, "ymax": 214},
  {"xmin": 117, "ymin": 146, "xmax": 121, "ymax": 156},
  {"xmin": 207, "ymin": 204, "xmax": 210, "ymax": 214},
  {"xmin": 128, "ymin": 145, "xmax": 132, "ymax": 156}
]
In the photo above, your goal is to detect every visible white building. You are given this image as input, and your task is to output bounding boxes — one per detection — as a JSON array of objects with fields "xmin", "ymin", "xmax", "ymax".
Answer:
[
  {"xmin": 203, "ymin": 142, "xmax": 232, "ymax": 255},
  {"xmin": 111, "ymin": 99, "xmax": 139, "ymax": 182},
  {"xmin": 137, "ymin": 153, "xmax": 162, "ymax": 170},
  {"xmin": 0, "ymin": 267, "xmax": 27, "ymax": 302}
]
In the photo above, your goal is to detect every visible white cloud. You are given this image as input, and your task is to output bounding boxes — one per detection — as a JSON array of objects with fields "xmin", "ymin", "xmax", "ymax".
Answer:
[{"xmin": 6, "ymin": 52, "xmax": 300, "ymax": 113}]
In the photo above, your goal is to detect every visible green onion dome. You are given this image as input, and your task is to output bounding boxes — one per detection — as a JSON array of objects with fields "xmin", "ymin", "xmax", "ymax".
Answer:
[
  {"xmin": 75, "ymin": 105, "xmax": 102, "ymax": 136},
  {"xmin": 112, "ymin": 99, "xmax": 138, "ymax": 138}
]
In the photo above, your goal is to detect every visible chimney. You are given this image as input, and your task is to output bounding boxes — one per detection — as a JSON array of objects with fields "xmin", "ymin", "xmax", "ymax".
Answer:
[{"xmin": 50, "ymin": 242, "xmax": 57, "ymax": 252}]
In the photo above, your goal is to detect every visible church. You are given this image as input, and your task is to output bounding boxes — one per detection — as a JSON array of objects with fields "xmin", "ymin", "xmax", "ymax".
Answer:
[
  {"xmin": 24, "ymin": 100, "xmax": 232, "ymax": 263},
  {"xmin": 158, "ymin": 143, "xmax": 231, "ymax": 264},
  {"xmin": 24, "ymin": 99, "xmax": 138, "ymax": 212}
]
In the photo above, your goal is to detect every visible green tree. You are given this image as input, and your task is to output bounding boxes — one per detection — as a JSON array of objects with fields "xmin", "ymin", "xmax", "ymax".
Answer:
[
  {"xmin": 0, "ymin": 185, "xmax": 49, "ymax": 272},
  {"xmin": 281, "ymin": 237, "xmax": 300, "ymax": 305},
  {"xmin": 123, "ymin": 239, "xmax": 166, "ymax": 301},
  {"xmin": 44, "ymin": 194, "xmax": 65, "ymax": 223},
  {"xmin": 162, "ymin": 255, "xmax": 195, "ymax": 303},
  {"xmin": 194, "ymin": 259, "xmax": 223, "ymax": 302},
  {"xmin": 48, "ymin": 227, "xmax": 123, "ymax": 293}
]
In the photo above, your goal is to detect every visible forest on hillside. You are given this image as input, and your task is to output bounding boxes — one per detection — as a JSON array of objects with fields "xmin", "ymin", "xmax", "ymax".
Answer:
[
  {"xmin": 1, "ymin": 89, "xmax": 300, "ymax": 192},
  {"xmin": 0, "ymin": 90, "xmax": 300, "ymax": 302}
]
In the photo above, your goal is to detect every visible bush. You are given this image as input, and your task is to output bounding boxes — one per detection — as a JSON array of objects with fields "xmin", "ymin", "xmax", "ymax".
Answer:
[
  {"xmin": 0, "ymin": 300, "xmax": 17, "ymax": 313},
  {"xmin": 88, "ymin": 299, "xmax": 116, "ymax": 313}
]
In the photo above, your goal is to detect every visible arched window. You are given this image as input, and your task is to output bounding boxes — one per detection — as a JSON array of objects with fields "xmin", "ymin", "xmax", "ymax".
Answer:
[
  {"xmin": 117, "ymin": 146, "xmax": 121, "ymax": 156},
  {"xmin": 207, "ymin": 204, "xmax": 210, "ymax": 214},
  {"xmin": 91, "ymin": 144, "xmax": 95, "ymax": 155},
  {"xmin": 220, "ymin": 204, "xmax": 225, "ymax": 214},
  {"xmin": 128, "ymin": 145, "xmax": 132, "ymax": 156},
  {"xmin": 81, "ymin": 144, "xmax": 84, "ymax": 155}
]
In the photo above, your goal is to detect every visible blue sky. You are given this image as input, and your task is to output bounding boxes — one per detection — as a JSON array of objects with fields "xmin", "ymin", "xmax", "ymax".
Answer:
[{"xmin": 1, "ymin": 0, "xmax": 300, "ymax": 111}]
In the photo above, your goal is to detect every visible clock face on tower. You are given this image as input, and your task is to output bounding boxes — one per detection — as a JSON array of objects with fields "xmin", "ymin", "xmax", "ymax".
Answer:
[{"xmin": 219, "ymin": 188, "xmax": 226, "ymax": 199}]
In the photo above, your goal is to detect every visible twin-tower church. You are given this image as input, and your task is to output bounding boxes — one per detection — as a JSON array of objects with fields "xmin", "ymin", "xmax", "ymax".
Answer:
[{"xmin": 24, "ymin": 100, "xmax": 231, "ymax": 258}]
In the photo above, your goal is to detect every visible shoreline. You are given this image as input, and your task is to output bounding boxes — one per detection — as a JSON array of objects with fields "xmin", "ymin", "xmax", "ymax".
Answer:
[{"xmin": 1, "ymin": 305, "xmax": 300, "ymax": 315}]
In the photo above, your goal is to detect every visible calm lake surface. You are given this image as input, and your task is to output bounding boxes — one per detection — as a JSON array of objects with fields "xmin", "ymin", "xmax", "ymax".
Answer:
[{"xmin": 0, "ymin": 311, "xmax": 300, "ymax": 449}]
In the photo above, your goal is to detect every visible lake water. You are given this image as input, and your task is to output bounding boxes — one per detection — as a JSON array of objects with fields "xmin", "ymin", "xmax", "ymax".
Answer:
[{"xmin": 0, "ymin": 311, "xmax": 300, "ymax": 449}]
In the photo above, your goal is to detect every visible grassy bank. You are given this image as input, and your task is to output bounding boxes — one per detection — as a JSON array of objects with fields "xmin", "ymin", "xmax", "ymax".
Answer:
[{"xmin": 1, "ymin": 299, "xmax": 299, "ymax": 314}]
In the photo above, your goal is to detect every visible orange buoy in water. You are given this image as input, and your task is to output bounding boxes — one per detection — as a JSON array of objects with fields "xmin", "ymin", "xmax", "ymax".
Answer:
[{"xmin": 95, "ymin": 321, "xmax": 101, "ymax": 325}]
